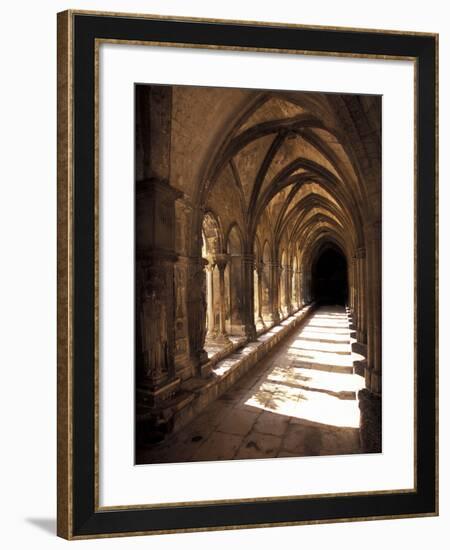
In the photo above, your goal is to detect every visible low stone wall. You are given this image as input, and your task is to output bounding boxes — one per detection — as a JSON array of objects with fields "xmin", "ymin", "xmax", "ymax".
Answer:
[
  {"xmin": 171, "ymin": 305, "xmax": 315, "ymax": 435},
  {"xmin": 358, "ymin": 388, "xmax": 382, "ymax": 453}
]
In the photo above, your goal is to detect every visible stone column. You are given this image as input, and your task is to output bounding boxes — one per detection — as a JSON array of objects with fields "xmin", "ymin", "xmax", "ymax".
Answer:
[
  {"xmin": 135, "ymin": 179, "xmax": 182, "ymax": 405},
  {"xmin": 356, "ymin": 247, "xmax": 367, "ymax": 344},
  {"xmin": 269, "ymin": 261, "xmax": 281, "ymax": 324},
  {"xmin": 136, "ymin": 257, "xmax": 178, "ymax": 395},
  {"xmin": 214, "ymin": 254, "xmax": 232, "ymax": 345},
  {"xmin": 186, "ymin": 256, "xmax": 210, "ymax": 375},
  {"xmin": 285, "ymin": 265, "xmax": 294, "ymax": 315},
  {"xmin": 303, "ymin": 270, "xmax": 312, "ymax": 304},
  {"xmin": 135, "ymin": 178, "xmax": 184, "ymax": 445},
  {"xmin": 349, "ymin": 256, "xmax": 356, "ymax": 314},
  {"xmin": 298, "ymin": 269, "xmax": 304, "ymax": 307},
  {"xmin": 366, "ymin": 222, "xmax": 381, "ymax": 394},
  {"xmin": 242, "ymin": 254, "xmax": 257, "ymax": 340},
  {"xmin": 355, "ymin": 250, "xmax": 361, "ymax": 339},
  {"xmin": 279, "ymin": 264, "xmax": 286, "ymax": 318},
  {"xmin": 205, "ymin": 261, "xmax": 216, "ymax": 339},
  {"xmin": 227, "ymin": 252, "xmax": 249, "ymax": 337},
  {"xmin": 254, "ymin": 260, "xmax": 266, "ymax": 330},
  {"xmin": 290, "ymin": 267, "xmax": 296, "ymax": 310},
  {"xmin": 173, "ymin": 256, "xmax": 192, "ymax": 381},
  {"xmin": 135, "ymin": 85, "xmax": 182, "ymax": 445},
  {"xmin": 358, "ymin": 222, "xmax": 381, "ymax": 453},
  {"xmin": 261, "ymin": 260, "xmax": 274, "ymax": 325},
  {"xmin": 295, "ymin": 269, "xmax": 302, "ymax": 310},
  {"xmin": 173, "ymin": 199, "xmax": 201, "ymax": 381}
]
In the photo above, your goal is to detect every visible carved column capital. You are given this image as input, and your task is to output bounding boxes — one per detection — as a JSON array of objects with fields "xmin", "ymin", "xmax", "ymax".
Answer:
[
  {"xmin": 214, "ymin": 253, "xmax": 230, "ymax": 272},
  {"xmin": 202, "ymin": 254, "xmax": 215, "ymax": 269}
]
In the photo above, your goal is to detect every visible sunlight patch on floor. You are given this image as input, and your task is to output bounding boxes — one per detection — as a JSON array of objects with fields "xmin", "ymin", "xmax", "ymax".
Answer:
[
  {"xmin": 300, "ymin": 326, "xmax": 351, "ymax": 335},
  {"xmin": 244, "ymin": 306, "xmax": 365, "ymax": 428},
  {"xmin": 290, "ymin": 339, "xmax": 351, "ymax": 353}
]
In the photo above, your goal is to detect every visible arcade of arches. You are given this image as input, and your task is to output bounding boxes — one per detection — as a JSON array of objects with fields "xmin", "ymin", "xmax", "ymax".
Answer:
[{"xmin": 136, "ymin": 84, "xmax": 381, "ymax": 462}]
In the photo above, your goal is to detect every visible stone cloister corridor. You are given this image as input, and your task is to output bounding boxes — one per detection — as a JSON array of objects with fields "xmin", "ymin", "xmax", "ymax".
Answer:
[
  {"xmin": 138, "ymin": 306, "xmax": 365, "ymax": 464},
  {"xmin": 135, "ymin": 84, "xmax": 382, "ymax": 463}
]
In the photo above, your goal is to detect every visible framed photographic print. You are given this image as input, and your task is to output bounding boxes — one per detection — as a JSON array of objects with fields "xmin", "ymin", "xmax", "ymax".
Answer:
[{"xmin": 57, "ymin": 10, "xmax": 438, "ymax": 539}]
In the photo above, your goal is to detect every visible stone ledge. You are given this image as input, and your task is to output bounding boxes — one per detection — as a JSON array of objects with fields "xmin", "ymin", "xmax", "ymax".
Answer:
[
  {"xmin": 171, "ymin": 305, "xmax": 315, "ymax": 436},
  {"xmin": 352, "ymin": 342, "xmax": 367, "ymax": 377},
  {"xmin": 358, "ymin": 388, "xmax": 381, "ymax": 453},
  {"xmin": 204, "ymin": 335, "xmax": 247, "ymax": 369}
]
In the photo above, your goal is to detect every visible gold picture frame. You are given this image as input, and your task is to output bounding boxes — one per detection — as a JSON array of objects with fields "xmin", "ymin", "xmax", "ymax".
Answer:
[{"xmin": 57, "ymin": 10, "xmax": 438, "ymax": 539}]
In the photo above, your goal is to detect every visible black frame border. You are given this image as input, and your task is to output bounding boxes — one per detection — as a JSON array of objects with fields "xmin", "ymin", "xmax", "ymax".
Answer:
[{"xmin": 60, "ymin": 11, "xmax": 437, "ymax": 539}]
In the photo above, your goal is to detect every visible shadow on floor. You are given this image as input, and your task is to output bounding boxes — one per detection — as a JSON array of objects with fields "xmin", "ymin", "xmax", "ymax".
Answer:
[{"xmin": 136, "ymin": 306, "xmax": 367, "ymax": 465}]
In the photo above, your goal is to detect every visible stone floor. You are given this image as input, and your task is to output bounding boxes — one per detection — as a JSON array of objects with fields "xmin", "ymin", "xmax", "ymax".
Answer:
[{"xmin": 138, "ymin": 306, "xmax": 366, "ymax": 464}]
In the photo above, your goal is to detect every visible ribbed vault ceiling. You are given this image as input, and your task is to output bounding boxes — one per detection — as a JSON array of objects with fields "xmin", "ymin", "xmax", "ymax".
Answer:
[{"xmin": 172, "ymin": 87, "xmax": 380, "ymax": 268}]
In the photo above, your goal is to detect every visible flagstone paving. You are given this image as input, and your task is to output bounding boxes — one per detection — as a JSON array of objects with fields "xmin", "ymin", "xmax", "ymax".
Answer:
[{"xmin": 138, "ymin": 306, "xmax": 366, "ymax": 464}]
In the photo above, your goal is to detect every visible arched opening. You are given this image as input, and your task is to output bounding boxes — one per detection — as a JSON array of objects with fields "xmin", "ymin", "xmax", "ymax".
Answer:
[{"xmin": 311, "ymin": 246, "xmax": 348, "ymax": 306}]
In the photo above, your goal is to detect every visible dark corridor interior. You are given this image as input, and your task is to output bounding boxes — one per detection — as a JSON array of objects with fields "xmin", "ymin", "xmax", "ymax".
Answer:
[{"xmin": 312, "ymin": 247, "xmax": 348, "ymax": 305}]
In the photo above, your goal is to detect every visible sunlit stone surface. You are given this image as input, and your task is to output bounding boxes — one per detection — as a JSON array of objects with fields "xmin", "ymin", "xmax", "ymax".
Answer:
[{"xmin": 138, "ymin": 306, "xmax": 366, "ymax": 464}]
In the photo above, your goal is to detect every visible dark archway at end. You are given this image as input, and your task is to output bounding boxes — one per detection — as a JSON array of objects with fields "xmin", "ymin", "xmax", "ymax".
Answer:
[{"xmin": 311, "ymin": 245, "xmax": 348, "ymax": 306}]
